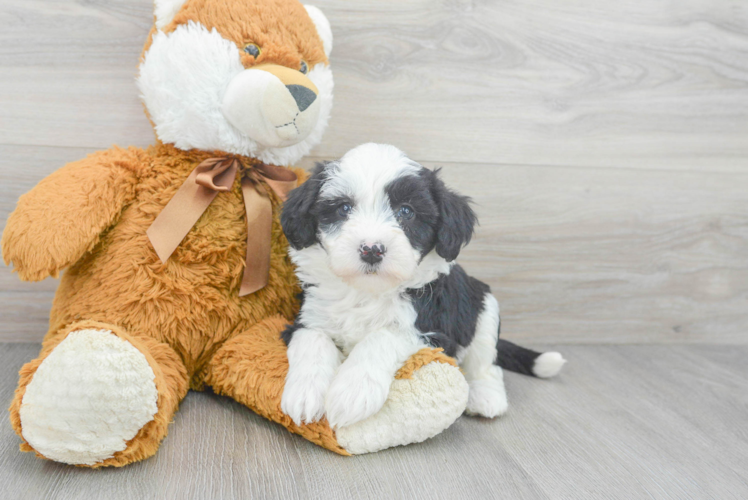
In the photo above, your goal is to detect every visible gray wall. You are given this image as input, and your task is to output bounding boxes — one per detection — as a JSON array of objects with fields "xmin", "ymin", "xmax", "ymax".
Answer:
[{"xmin": 1, "ymin": 0, "xmax": 746, "ymax": 343}]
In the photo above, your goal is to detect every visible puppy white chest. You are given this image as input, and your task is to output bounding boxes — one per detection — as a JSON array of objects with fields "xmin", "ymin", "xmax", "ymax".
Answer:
[{"xmin": 301, "ymin": 285, "xmax": 419, "ymax": 355}]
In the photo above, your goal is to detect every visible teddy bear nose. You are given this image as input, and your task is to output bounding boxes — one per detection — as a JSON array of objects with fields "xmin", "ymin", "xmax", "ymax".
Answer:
[{"xmin": 286, "ymin": 85, "xmax": 317, "ymax": 112}]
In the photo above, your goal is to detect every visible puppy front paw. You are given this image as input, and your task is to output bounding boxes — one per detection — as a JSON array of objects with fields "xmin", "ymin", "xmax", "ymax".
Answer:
[
  {"xmin": 281, "ymin": 370, "xmax": 330, "ymax": 426},
  {"xmin": 325, "ymin": 365, "xmax": 391, "ymax": 429}
]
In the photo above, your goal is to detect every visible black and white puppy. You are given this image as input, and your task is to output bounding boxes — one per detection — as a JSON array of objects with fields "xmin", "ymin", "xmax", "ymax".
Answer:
[{"xmin": 280, "ymin": 143, "xmax": 565, "ymax": 429}]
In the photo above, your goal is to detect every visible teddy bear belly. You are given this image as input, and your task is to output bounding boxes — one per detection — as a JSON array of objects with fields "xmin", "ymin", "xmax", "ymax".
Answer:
[{"xmin": 47, "ymin": 195, "xmax": 299, "ymax": 379}]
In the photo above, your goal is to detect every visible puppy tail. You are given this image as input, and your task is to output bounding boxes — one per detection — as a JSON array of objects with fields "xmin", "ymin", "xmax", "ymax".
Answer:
[{"xmin": 495, "ymin": 339, "xmax": 566, "ymax": 378}]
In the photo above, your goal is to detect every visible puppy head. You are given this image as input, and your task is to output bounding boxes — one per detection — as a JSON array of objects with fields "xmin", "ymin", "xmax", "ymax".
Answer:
[{"xmin": 282, "ymin": 143, "xmax": 476, "ymax": 292}]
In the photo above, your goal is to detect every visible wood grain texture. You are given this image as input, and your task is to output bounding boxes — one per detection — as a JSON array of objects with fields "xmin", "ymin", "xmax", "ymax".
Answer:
[
  {"xmin": 1, "ymin": 0, "xmax": 748, "ymax": 171},
  {"xmin": 434, "ymin": 161, "xmax": 748, "ymax": 344},
  {"xmin": 2, "ymin": 343, "xmax": 747, "ymax": 499},
  {"xmin": 1, "ymin": 0, "xmax": 747, "ymax": 342},
  {"xmin": 2, "ymin": 1, "xmax": 747, "ymax": 498},
  {"xmin": 315, "ymin": 0, "xmax": 748, "ymax": 171},
  {"xmin": 2, "ymin": 147, "xmax": 747, "ymax": 343}
]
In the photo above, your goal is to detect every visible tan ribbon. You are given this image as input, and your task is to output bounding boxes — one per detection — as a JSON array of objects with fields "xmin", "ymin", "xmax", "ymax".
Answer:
[{"xmin": 146, "ymin": 157, "xmax": 297, "ymax": 296}]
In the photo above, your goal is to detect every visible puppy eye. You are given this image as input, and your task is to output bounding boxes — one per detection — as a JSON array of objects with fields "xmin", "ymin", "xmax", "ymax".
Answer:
[
  {"xmin": 243, "ymin": 43, "xmax": 261, "ymax": 58},
  {"xmin": 300, "ymin": 60, "xmax": 309, "ymax": 74},
  {"xmin": 337, "ymin": 203, "xmax": 353, "ymax": 217},
  {"xmin": 397, "ymin": 205, "xmax": 415, "ymax": 220}
]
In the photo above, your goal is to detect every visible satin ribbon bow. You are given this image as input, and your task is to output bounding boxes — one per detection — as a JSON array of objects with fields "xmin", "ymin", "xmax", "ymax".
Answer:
[{"xmin": 146, "ymin": 157, "xmax": 297, "ymax": 296}]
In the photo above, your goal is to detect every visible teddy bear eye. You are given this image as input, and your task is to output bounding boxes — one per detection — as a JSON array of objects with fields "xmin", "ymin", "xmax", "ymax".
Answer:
[
  {"xmin": 243, "ymin": 43, "xmax": 261, "ymax": 58},
  {"xmin": 299, "ymin": 60, "xmax": 308, "ymax": 74}
]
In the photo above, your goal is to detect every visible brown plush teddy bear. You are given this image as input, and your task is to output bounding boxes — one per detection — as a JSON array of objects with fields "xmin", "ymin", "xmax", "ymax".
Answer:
[{"xmin": 1, "ymin": 0, "xmax": 469, "ymax": 467}]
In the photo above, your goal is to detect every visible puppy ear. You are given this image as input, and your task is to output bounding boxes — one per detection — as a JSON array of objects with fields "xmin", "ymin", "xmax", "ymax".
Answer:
[
  {"xmin": 281, "ymin": 163, "xmax": 327, "ymax": 250},
  {"xmin": 430, "ymin": 169, "xmax": 477, "ymax": 262}
]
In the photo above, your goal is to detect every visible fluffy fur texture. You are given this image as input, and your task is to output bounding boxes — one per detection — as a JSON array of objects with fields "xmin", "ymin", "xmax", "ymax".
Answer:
[
  {"xmin": 303, "ymin": 5, "xmax": 333, "ymax": 57},
  {"xmin": 336, "ymin": 354, "xmax": 469, "ymax": 454},
  {"xmin": 9, "ymin": 320, "xmax": 189, "ymax": 467},
  {"xmin": 154, "ymin": 0, "xmax": 188, "ymax": 30},
  {"xmin": 4, "ymin": 0, "xmax": 475, "ymax": 466},
  {"xmin": 281, "ymin": 144, "xmax": 566, "ymax": 429},
  {"xmin": 139, "ymin": 5, "xmax": 334, "ymax": 165},
  {"xmin": 533, "ymin": 352, "xmax": 567, "ymax": 378},
  {"xmin": 19, "ymin": 329, "xmax": 159, "ymax": 465}
]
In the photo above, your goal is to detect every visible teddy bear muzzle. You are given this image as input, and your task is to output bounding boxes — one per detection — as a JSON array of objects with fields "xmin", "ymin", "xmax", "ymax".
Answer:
[{"xmin": 221, "ymin": 63, "xmax": 321, "ymax": 148}]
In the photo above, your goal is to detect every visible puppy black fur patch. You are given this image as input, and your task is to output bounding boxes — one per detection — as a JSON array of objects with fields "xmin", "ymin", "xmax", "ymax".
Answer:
[
  {"xmin": 384, "ymin": 168, "xmax": 477, "ymax": 260},
  {"xmin": 406, "ymin": 265, "xmax": 491, "ymax": 357},
  {"xmin": 426, "ymin": 169, "xmax": 478, "ymax": 262},
  {"xmin": 280, "ymin": 287, "xmax": 311, "ymax": 345},
  {"xmin": 384, "ymin": 172, "xmax": 440, "ymax": 256},
  {"xmin": 281, "ymin": 162, "xmax": 329, "ymax": 250}
]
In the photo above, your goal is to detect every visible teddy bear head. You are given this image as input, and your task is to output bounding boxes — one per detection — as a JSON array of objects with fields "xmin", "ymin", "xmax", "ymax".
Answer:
[{"xmin": 138, "ymin": 0, "xmax": 333, "ymax": 166}]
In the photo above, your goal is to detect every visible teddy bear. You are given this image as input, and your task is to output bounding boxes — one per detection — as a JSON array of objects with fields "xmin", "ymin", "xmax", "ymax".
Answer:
[{"xmin": 1, "ymin": 0, "xmax": 470, "ymax": 467}]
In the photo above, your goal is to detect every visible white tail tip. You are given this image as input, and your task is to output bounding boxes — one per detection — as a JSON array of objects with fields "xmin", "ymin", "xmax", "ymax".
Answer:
[{"xmin": 533, "ymin": 352, "xmax": 566, "ymax": 378}]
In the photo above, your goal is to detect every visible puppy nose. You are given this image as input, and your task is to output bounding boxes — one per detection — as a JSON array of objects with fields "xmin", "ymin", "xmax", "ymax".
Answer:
[
  {"xmin": 359, "ymin": 243, "xmax": 386, "ymax": 265},
  {"xmin": 286, "ymin": 84, "xmax": 316, "ymax": 112}
]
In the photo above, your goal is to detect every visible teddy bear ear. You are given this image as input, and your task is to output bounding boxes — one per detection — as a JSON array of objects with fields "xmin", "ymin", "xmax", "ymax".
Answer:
[
  {"xmin": 304, "ymin": 5, "xmax": 333, "ymax": 57},
  {"xmin": 154, "ymin": 0, "xmax": 188, "ymax": 30}
]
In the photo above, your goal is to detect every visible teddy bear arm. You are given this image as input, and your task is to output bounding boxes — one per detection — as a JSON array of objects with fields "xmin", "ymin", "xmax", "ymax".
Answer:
[{"xmin": 2, "ymin": 148, "xmax": 144, "ymax": 281}]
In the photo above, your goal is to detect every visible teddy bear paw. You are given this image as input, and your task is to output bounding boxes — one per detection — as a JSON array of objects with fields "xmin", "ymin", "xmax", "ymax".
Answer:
[{"xmin": 19, "ymin": 329, "xmax": 159, "ymax": 465}]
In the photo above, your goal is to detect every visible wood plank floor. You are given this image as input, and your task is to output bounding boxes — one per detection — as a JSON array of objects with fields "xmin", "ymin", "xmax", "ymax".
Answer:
[
  {"xmin": 1, "ymin": 343, "xmax": 746, "ymax": 500},
  {"xmin": 1, "ymin": 0, "xmax": 747, "ymax": 498}
]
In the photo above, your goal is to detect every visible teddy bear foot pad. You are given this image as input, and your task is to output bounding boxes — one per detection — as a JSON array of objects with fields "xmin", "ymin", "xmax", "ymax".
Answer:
[{"xmin": 18, "ymin": 329, "xmax": 159, "ymax": 465}]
